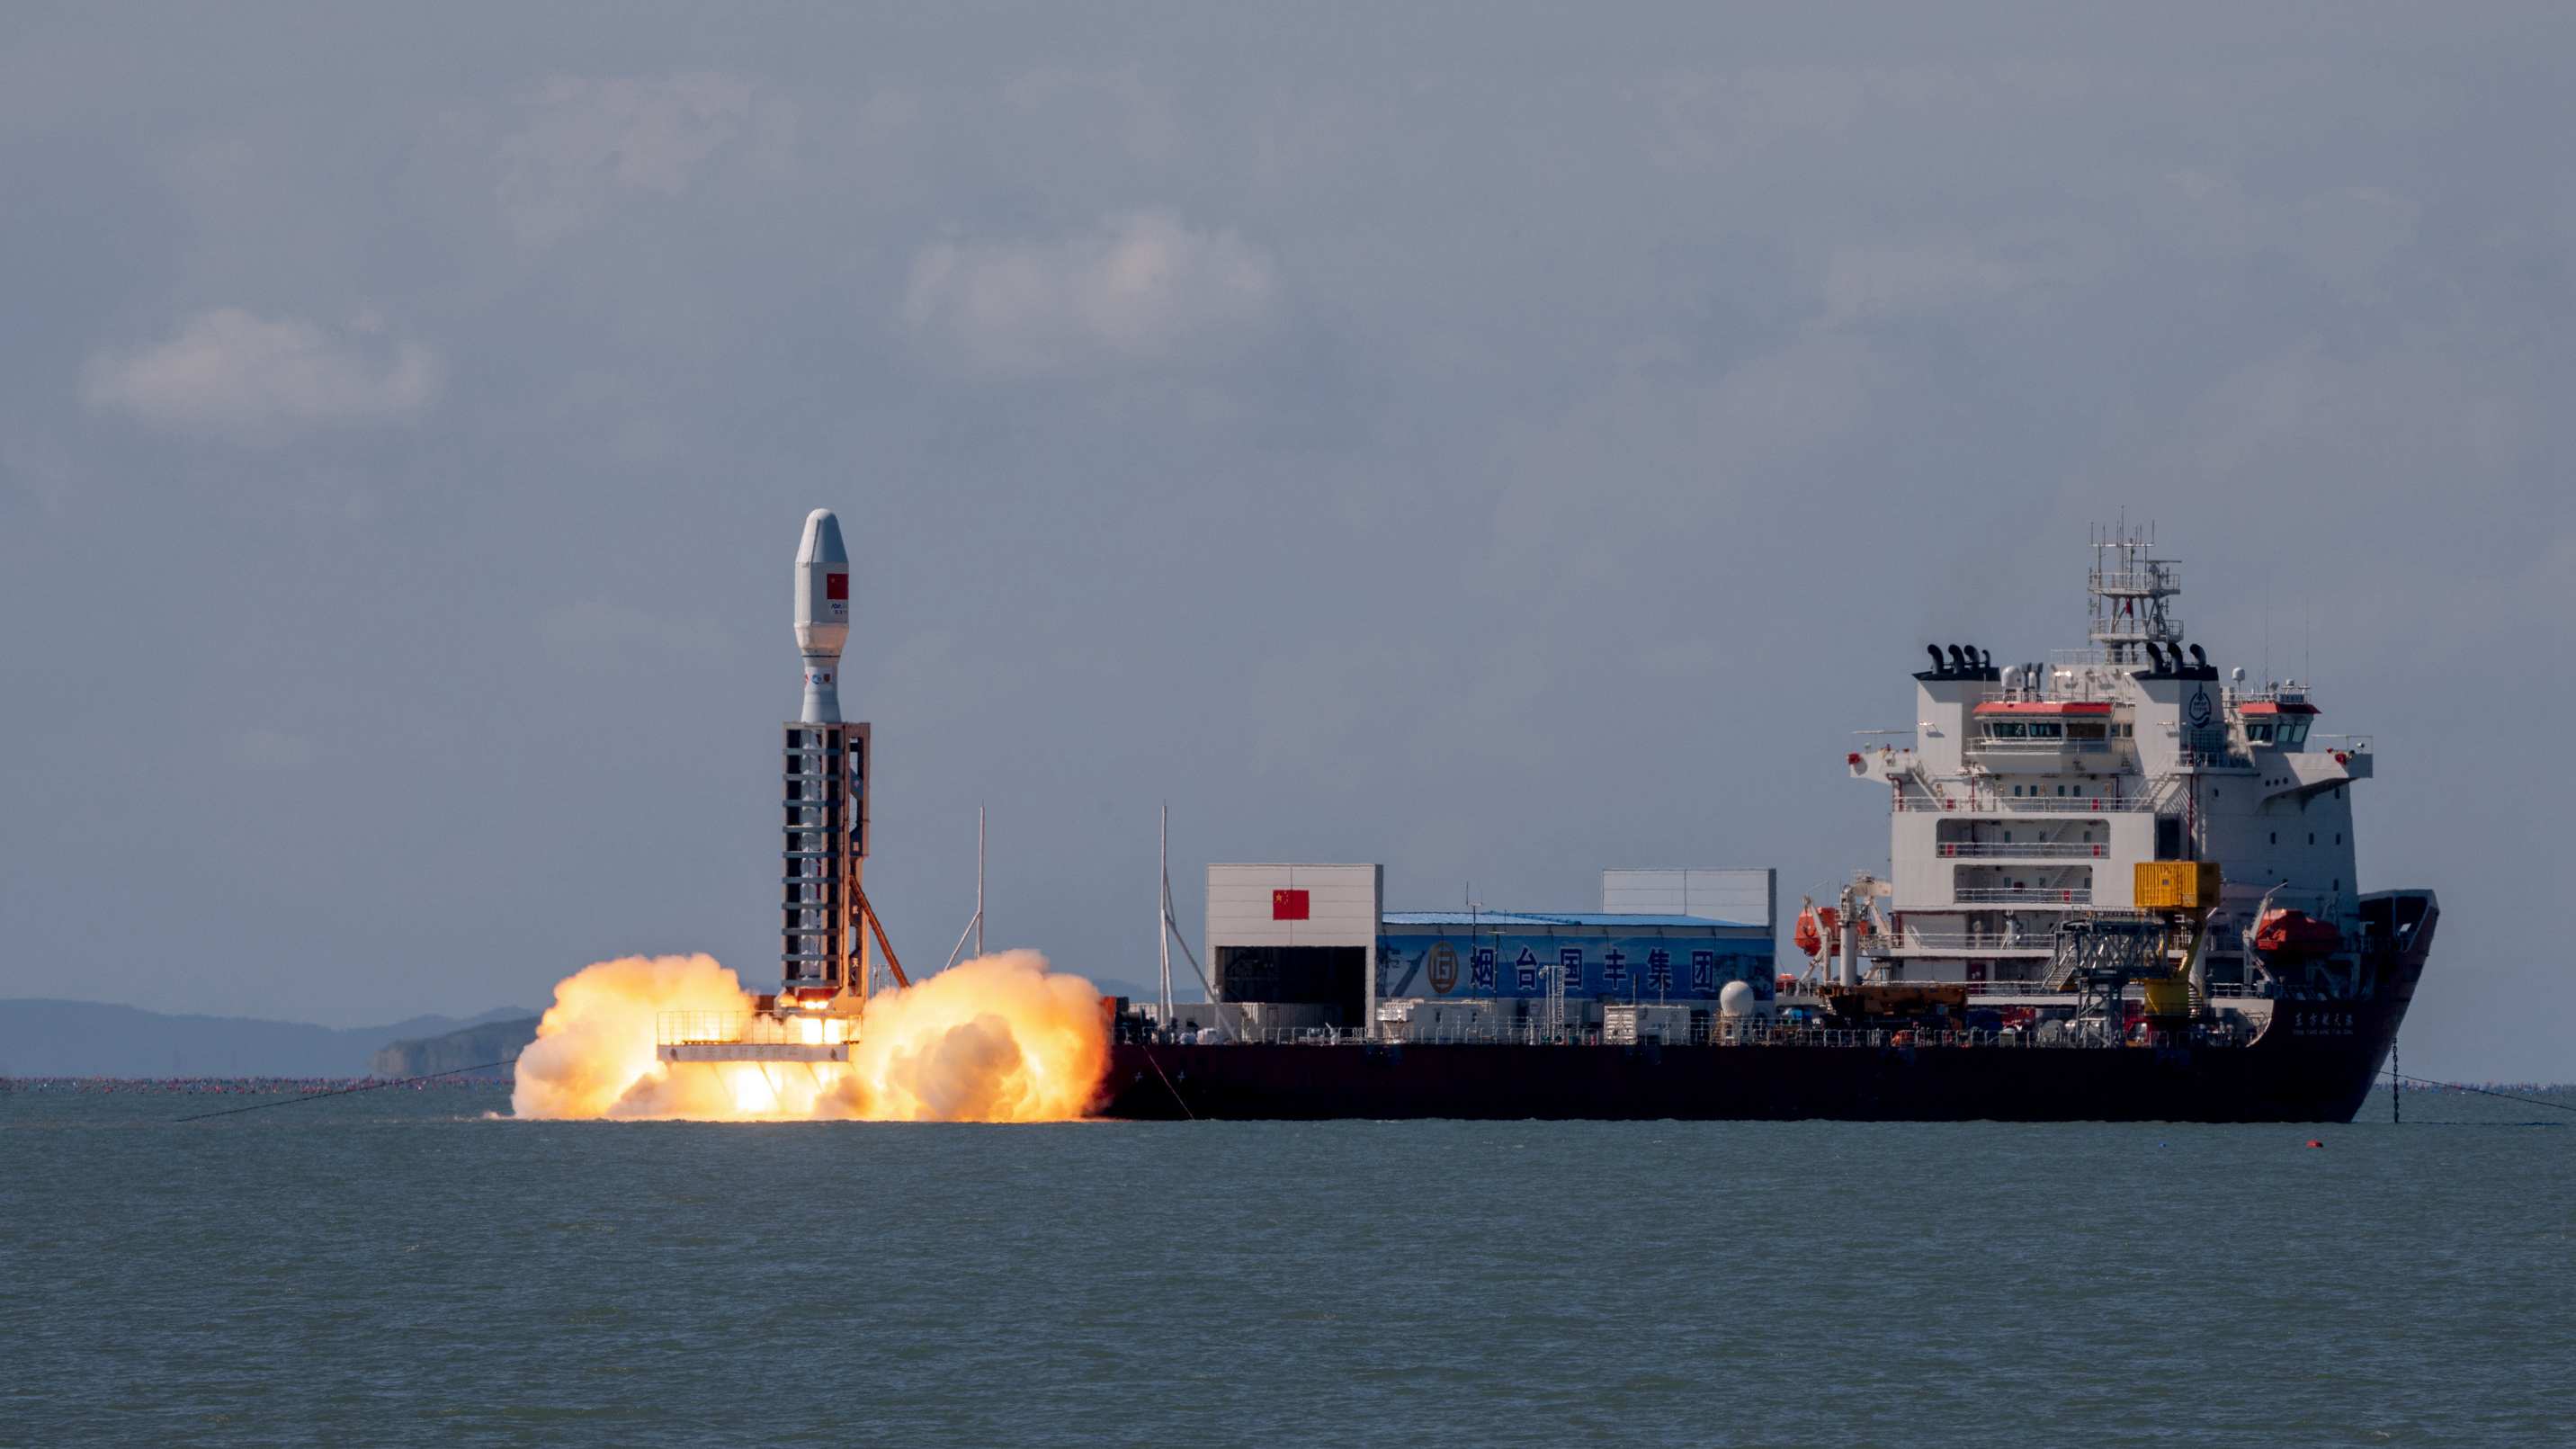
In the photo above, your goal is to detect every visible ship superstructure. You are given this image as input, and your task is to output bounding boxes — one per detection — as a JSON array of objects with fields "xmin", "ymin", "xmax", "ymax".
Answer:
[{"xmin": 1838, "ymin": 525, "xmax": 2403, "ymax": 1008}]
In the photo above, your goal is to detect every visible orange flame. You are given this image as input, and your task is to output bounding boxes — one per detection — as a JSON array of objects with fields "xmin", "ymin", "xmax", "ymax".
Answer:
[{"xmin": 510, "ymin": 950, "xmax": 1107, "ymax": 1123}]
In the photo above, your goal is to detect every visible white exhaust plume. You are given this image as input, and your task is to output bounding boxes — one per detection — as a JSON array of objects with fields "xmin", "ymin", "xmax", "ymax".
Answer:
[{"xmin": 511, "ymin": 951, "xmax": 1109, "ymax": 1123}]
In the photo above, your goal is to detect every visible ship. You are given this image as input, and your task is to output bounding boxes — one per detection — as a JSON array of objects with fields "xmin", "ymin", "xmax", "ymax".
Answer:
[{"xmin": 1093, "ymin": 526, "xmax": 2437, "ymax": 1122}]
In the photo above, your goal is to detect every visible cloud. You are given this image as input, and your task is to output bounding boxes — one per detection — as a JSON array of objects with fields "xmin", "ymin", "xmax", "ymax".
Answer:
[
  {"xmin": 2154, "ymin": 172, "xmax": 2421, "ymax": 284},
  {"xmin": 1821, "ymin": 242, "xmax": 2019, "ymax": 324},
  {"xmin": 84, "ymin": 309, "xmax": 440, "ymax": 443},
  {"xmin": 226, "ymin": 729, "xmax": 313, "ymax": 770},
  {"xmin": 901, "ymin": 210, "xmax": 1280, "ymax": 378},
  {"xmin": 496, "ymin": 72, "xmax": 788, "ymax": 246},
  {"xmin": 2, "ymin": 435, "xmax": 77, "ymax": 514},
  {"xmin": 540, "ymin": 600, "xmax": 730, "ymax": 661}
]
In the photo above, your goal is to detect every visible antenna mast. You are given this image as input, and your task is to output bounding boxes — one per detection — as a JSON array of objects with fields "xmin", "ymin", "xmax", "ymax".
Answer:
[
  {"xmin": 2087, "ymin": 520, "xmax": 2183, "ymax": 665},
  {"xmin": 1158, "ymin": 805, "xmax": 1175, "ymax": 1021},
  {"xmin": 939, "ymin": 804, "xmax": 988, "ymax": 974}
]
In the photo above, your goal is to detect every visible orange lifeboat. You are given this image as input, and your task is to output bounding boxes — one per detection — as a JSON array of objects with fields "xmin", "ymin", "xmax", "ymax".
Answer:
[
  {"xmin": 2254, "ymin": 908, "xmax": 2342, "ymax": 959},
  {"xmin": 1794, "ymin": 905, "xmax": 1828, "ymax": 960},
  {"xmin": 1795, "ymin": 904, "xmax": 1874, "ymax": 960}
]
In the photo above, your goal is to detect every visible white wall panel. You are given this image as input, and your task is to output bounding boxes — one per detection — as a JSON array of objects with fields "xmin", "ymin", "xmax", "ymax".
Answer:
[
  {"xmin": 1601, "ymin": 868, "xmax": 1775, "ymax": 926},
  {"xmin": 1206, "ymin": 863, "xmax": 1382, "ymax": 947}
]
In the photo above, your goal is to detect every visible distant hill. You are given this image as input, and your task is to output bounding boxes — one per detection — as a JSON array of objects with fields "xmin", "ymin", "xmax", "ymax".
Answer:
[
  {"xmin": 370, "ymin": 1017, "xmax": 541, "ymax": 1078},
  {"xmin": 0, "ymin": 1000, "xmax": 531, "ymax": 1078}
]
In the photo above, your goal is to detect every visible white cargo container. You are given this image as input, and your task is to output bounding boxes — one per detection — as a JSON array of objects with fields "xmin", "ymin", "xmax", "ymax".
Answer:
[{"xmin": 1603, "ymin": 1002, "xmax": 1703, "ymax": 1046}]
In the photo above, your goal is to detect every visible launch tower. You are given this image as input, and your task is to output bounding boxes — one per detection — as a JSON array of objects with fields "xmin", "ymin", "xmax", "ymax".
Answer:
[{"xmin": 657, "ymin": 507, "xmax": 906, "ymax": 1069}]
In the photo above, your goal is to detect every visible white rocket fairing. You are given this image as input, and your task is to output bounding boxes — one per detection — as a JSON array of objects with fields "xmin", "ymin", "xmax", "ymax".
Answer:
[{"xmin": 794, "ymin": 509, "xmax": 850, "ymax": 723}]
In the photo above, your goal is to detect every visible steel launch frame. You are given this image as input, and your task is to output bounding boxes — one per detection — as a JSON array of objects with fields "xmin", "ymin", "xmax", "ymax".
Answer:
[{"xmin": 783, "ymin": 720, "xmax": 870, "ymax": 1001}]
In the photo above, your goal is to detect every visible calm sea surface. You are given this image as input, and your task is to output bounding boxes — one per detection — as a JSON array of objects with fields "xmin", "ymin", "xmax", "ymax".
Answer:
[{"xmin": 5, "ymin": 1087, "xmax": 2571, "ymax": 1447}]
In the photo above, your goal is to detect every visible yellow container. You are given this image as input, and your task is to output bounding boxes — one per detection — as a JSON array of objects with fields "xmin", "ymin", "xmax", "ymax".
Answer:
[
  {"xmin": 2133, "ymin": 861, "xmax": 2222, "ymax": 909},
  {"xmin": 2141, "ymin": 977, "xmax": 2192, "ymax": 1017}
]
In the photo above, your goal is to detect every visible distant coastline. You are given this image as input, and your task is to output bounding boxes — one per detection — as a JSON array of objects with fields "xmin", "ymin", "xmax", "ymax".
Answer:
[{"xmin": 0, "ymin": 999, "xmax": 532, "ymax": 1078}]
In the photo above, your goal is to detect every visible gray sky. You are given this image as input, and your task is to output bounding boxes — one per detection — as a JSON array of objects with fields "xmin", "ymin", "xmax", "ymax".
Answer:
[{"xmin": 2, "ymin": 4, "xmax": 2567, "ymax": 1079}]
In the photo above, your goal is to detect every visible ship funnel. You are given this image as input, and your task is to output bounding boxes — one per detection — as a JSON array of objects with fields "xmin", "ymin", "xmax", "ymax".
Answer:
[
  {"xmin": 1926, "ymin": 644, "xmax": 1945, "ymax": 674},
  {"xmin": 1978, "ymin": 648, "xmax": 1993, "ymax": 670},
  {"xmin": 1947, "ymin": 645, "xmax": 1967, "ymax": 671},
  {"xmin": 2188, "ymin": 643, "xmax": 2207, "ymax": 668}
]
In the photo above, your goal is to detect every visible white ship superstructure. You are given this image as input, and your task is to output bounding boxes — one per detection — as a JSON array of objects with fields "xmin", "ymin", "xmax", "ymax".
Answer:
[{"xmin": 1847, "ymin": 526, "xmax": 2377, "ymax": 997}]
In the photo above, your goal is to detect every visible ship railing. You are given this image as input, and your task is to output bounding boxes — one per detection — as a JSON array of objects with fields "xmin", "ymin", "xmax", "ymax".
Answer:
[
  {"xmin": 1237, "ymin": 1021, "xmax": 2261, "ymax": 1050},
  {"xmin": 1977, "ymin": 679, "xmax": 2128, "ymax": 705},
  {"xmin": 1958, "ymin": 980, "xmax": 2271, "ymax": 1002},
  {"xmin": 1936, "ymin": 843, "xmax": 2107, "ymax": 859},
  {"xmin": 1969, "ymin": 738, "xmax": 2119, "ymax": 756},
  {"xmin": 1955, "ymin": 888, "xmax": 2094, "ymax": 905},
  {"xmin": 2174, "ymin": 748, "xmax": 2255, "ymax": 771},
  {"xmin": 1883, "ymin": 933, "xmax": 2054, "ymax": 953},
  {"xmin": 1893, "ymin": 794, "xmax": 2157, "ymax": 813}
]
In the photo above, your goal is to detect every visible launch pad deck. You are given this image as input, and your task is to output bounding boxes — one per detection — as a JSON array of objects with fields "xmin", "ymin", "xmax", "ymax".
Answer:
[{"xmin": 657, "ymin": 1042, "xmax": 849, "ymax": 1063}]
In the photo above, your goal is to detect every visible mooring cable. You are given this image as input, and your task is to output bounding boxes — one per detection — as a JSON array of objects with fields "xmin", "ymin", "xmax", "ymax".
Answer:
[
  {"xmin": 2384, "ymin": 1070, "xmax": 2575, "ymax": 1115},
  {"xmin": 174, "ymin": 1060, "xmax": 519, "ymax": 1123},
  {"xmin": 1136, "ymin": 1044, "xmax": 1196, "ymax": 1121}
]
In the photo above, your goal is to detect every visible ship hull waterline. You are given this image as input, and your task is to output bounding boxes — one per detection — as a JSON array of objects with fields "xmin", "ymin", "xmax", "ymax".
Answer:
[{"xmin": 1095, "ymin": 969, "xmax": 2419, "ymax": 1124}]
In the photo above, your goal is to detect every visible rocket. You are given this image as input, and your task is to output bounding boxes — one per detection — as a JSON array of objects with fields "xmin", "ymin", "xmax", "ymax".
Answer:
[
  {"xmin": 782, "ymin": 508, "xmax": 869, "ymax": 1006},
  {"xmin": 794, "ymin": 509, "xmax": 850, "ymax": 723}
]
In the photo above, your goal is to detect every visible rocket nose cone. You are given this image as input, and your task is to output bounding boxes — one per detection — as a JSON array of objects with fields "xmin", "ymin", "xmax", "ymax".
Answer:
[{"xmin": 797, "ymin": 508, "xmax": 847, "ymax": 566}]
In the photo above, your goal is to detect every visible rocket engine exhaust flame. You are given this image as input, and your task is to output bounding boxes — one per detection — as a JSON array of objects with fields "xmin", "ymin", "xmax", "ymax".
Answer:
[{"xmin": 511, "ymin": 951, "xmax": 1108, "ymax": 1123}]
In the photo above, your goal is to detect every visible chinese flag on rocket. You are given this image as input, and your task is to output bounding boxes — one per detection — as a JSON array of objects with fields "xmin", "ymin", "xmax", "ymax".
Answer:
[
  {"xmin": 826, "ymin": 573, "xmax": 848, "ymax": 601},
  {"xmin": 1273, "ymin": 889, "xmax": 1310, "ymax": 920}
]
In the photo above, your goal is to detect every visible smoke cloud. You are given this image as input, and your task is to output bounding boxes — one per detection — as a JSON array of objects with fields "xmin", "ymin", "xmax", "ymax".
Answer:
[{"xmin": 511, "ymin": 950, "xmax": 1108, "ymax": 1122}]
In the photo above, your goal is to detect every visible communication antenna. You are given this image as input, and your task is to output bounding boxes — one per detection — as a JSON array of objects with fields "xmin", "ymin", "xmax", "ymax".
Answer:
[
  {"xmin": 1156, "ymin": 805, "xmax": 1216, "ymax": 1021},
  {"xmin": 1158, "ymin": 805, "xmax": 1173, "ymax": 1021},
  {"xmin": 939, "ymin": 804, "xmax": 987, "ymax": 973}
]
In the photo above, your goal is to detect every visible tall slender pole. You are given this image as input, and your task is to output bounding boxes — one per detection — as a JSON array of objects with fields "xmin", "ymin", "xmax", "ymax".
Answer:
[
  {"xmin": 975, "ymin": 804, "xmax": 985, "ymax": 959},
  {"xmin": 1158, "ymin": 804, "xmax": 1175, "ymax": 1022}
]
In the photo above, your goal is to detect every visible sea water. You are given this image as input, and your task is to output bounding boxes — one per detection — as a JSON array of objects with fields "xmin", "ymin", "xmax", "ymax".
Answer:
[{"xmin": 5, "ymin": 1087, "xmax": 2570, "ymax": 1446}]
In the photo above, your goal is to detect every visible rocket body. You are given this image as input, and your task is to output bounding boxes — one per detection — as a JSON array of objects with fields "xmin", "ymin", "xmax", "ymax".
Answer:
[{"xmin": 794, "ymin": 509, "xmax": 850, "ymax": 723}]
